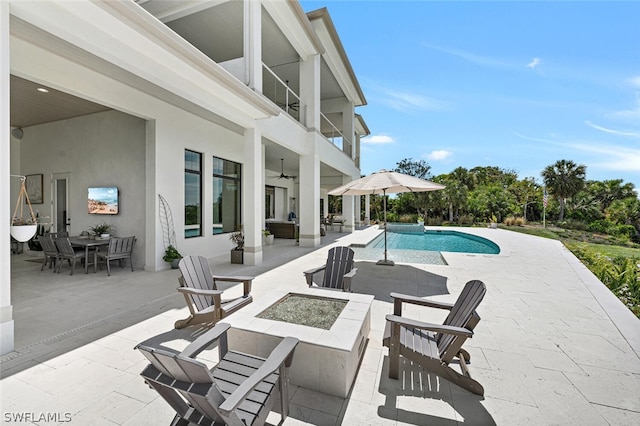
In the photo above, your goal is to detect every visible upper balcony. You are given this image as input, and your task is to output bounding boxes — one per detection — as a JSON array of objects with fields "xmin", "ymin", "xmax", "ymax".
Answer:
[{"xmin": 136, "ymin": 0, "xmax": 368, "ymax": 160}]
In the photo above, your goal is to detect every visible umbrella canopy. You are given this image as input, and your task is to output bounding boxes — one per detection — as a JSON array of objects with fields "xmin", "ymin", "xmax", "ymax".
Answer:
[
  {"xmin": 328, "ymin": 170, "xmax": 445, "ymax": 265},
  {"xmin": 328, "ymin": 170, "xmax": 445, "ymax": 196}
]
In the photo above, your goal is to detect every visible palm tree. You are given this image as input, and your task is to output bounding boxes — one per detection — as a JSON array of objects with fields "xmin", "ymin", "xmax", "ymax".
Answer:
[
  {"xmin": 541, "ymin": 159, "xmax": 586, "ymax": 221},
  {"xmin": 440, "ymin": 176, "xmax": 468, "ymax": 222},
  {"xmin": 587, "ymin": 179, "xmax": 637, "ymax": 212}
]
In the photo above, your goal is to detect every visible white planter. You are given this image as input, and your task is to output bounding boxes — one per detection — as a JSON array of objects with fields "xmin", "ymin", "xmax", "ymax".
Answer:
[
  {"xmin": 263, "ymin": 234, "xmax": 274, "ymax": 246},
  {"xmin": 11, "ymin": 224, "xmax": 37, "ymax": 242},
  {"xmin": 100, "ymin": 233, "xmax": 110, "ymax": 239}
]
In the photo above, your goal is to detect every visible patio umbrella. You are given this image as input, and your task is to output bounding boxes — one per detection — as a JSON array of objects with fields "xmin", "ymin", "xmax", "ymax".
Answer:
[{"xmin": 328, "ymin": 170, "xmax": 445, "ymax": 265}]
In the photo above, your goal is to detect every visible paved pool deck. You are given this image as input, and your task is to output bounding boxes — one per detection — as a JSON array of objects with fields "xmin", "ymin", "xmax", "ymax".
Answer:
[{"xmin": 2, "ymin": 226, "xmax": 639, "ymax": 425}]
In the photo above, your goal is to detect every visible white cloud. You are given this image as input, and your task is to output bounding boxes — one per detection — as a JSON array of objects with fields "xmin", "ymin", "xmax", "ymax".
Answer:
[
  {"xmin": 610, "ymin": 95, "xmax": 640, "ymax": 122},
  {"xmin": 422, "ymin": 42, "xmax": 513, "ymax": 69},
  {"xmin": 364, "ymin": 78, "xmax": 450, "ymax": 113},
  {"xmin": 527, "ymin": 57, "xmax": 541, "ymax": 69},
  {"xmin": 362, "ymin": 134, "xmax": 394, "ymax": 144},
  {"xmin": 383, "ymin": 89, "xmax": 449, "ymax": 113},
  {"xmin": 584, "ymin": 120, "xmax": 639, "ymax": 137},
  {"xmin": 426, "ymin": 150, "xmax": 453, "ymax": 161},
  {"xmin": 513, "ymin": 132, "xmax": 640, "ymax": 173},
  {"xmin": 566, "ymin": 141, "xmax": 640, "ymax": 172},
  {"xmin": 628, "ymin": 76, "xmax": 640, "ymax": 88}
]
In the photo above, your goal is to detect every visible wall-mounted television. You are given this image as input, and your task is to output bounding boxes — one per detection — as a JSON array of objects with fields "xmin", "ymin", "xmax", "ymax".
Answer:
[{"xmin": 88, "ymin": 187, "xmax": 119, "ymax": 215}]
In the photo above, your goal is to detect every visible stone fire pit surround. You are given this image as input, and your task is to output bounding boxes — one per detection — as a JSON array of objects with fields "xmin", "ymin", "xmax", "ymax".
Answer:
[{"xmin": 225, "ymin": 288, "xmax": 374, "ymax": 398}]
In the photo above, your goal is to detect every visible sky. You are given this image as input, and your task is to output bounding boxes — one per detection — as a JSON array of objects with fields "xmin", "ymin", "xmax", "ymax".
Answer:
[{"xmin": 300, "ymin": 1, "xmax": 640, "ymax": 191}]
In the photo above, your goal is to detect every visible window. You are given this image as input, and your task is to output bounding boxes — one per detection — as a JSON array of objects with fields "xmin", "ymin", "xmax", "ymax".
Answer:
[
  {"xmin": 185, "ymin": 150, "xmax": 202, "ymax": 238},
  {"xmin": 213, "ymin": 157, "xmax": 241, "ymax": 234}
]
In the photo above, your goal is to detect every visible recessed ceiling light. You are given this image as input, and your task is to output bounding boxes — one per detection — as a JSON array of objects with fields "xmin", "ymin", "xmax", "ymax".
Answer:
[{"xmin": 36, "ymin": 87, "xmax": 49, "ymax": 93}]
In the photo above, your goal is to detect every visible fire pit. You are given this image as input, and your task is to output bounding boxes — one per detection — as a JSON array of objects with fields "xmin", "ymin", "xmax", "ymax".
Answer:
[
  {"xmin": 226, "ymin": 290, "xmax": 374, "ymax": 397},
  {"xmin": 257, "ymin": 293, "xmax": 348, "ymax": 329}
]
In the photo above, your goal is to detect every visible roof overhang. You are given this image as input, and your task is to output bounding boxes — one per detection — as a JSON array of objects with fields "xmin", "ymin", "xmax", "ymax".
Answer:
[
  {"xmin": 10, "ymin": 0, "xmax": 281, "ymax": 128},
  {"xmin": 307, "ymin": 8, "xmax": 367, "ymax": 107}
]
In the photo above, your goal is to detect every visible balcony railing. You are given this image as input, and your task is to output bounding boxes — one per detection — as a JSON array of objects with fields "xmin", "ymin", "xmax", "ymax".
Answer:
[
  {"xmin": 262, "ymin": 64, "xmax": 306, "ymax": 125},
  {"xmin": 320, "ymin": 112, "xmax": 345, "ymax": 150},
  {"xmin": 262, "ymin": 63, "xmax": 355, "ymax": 160}
]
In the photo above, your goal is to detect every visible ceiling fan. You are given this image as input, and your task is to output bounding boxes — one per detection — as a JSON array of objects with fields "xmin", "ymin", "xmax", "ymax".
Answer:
[{"xmin": 271, "ymin": 158, "xmax": 297, "ymax": 180}]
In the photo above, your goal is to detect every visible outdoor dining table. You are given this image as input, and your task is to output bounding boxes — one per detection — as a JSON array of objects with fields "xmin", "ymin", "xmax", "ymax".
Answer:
[{"xmin": 69, "ymin": 236, "xmax": 110, "ymax": 274}]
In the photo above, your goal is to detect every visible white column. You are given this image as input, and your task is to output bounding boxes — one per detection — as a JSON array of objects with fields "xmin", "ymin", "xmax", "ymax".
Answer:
[
  {"xmin": 365, "ymin": 194, "xmax": 371, "ymax": 225},
  {"xmin": 298, "ymin": 153, "xmax": 320, "ymax": 247},
  {"xmin": 1, "ymin": 0, "xmax": 15, "ymax": 355},
  {"xmin": 342, "ymin": 176, "xmax": 355, "ymax": 233},
  {"xmin": 342, "ymin": 101, "xmax": 355, "ymax": 159},
  {"xmin": 144, "ymin": 120, "xmax": 160, "ymax": 271},
  {"xmin": 242, "ymin": 128, "xmax": 263, "ymax": 265},
  {"xmin": 244, "ymin": 0, "xmax": 262, "ymax": 92},
  {"xmin": 300, "ymin": 54, "xmax": 320, "ymax": 130}
]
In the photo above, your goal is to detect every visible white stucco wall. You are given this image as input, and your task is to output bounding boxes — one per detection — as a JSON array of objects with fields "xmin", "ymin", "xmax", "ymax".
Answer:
[
  {"xmin": 153, "ymin": 111, "xmax": 247, "ymax": 264},
  {"xmin": 10, "ymin": 29, "xmax": 256, "ymax": 270},
  {"xmin": 18, "ymin": 110, "xmax": 147, "ymax": 267}
]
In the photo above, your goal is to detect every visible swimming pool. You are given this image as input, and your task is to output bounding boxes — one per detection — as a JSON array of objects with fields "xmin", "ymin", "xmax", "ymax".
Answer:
[{"xmin": 351, "ymin": 229, "xmax": 499, "ymax": 265}]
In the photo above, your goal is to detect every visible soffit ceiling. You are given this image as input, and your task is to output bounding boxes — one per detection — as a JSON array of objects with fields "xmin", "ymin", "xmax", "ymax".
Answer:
[
  {"xmin": 143, "ymin": 0, "xmax": 343, "ymax": 100},
  {"xmin": 10, "ymin": 75, "xmax": 111, "ymax": 129},
  {"xmin": 11, "ymin": 0, "xmax": 346, "ymax": 179}
]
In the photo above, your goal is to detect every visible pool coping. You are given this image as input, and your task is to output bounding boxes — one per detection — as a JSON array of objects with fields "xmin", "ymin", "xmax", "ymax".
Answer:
[{"xmin": 348, "ymin": 225, "xmax": 509, "ymax": 265}]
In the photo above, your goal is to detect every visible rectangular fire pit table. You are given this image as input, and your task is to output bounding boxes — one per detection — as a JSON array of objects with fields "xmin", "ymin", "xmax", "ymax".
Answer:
[{"xmin": 223, "ymin": 289, "xmax": 374, "ymax": 398}]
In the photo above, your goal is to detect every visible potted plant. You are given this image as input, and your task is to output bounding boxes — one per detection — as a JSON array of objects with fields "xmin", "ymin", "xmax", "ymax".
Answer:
[
  {"xmin": 262, "ymin": 229, "xmax": 274, "ymax": 246},
  {"xmin": 88, "ymin": 222, "xmax": 113, "ymax": 239},
  {"xmin": 11, "ymin": 217, "xmax": 38, "ymax": 242},
  {"xmin": 10, "ymin": 177, "xmax": 38, "ymax": 242},
  {"xmin": 229, "ymin": 228, "xmax": 244, "ymax": 264},
  {"xmin": 488, "ymin": 214, "xmax": 498, "ymax": 229},
  {"xmin": 163, "ymin": 245, "xmax": 182, "ymax": 269}
]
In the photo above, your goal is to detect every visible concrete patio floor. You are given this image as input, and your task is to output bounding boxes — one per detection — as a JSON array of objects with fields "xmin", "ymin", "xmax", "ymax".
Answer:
[{"xmin": 2, "ymin": 227, "xmax": 639, "ymax": 425}]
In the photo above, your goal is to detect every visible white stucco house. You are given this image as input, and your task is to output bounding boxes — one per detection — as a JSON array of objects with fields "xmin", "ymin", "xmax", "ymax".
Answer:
[{"xmin": 1, "ymin": 1, "xmax": 368, "ymax": 354}]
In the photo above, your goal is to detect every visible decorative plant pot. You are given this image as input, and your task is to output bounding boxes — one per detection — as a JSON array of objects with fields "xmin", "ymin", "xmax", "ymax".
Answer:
[
  {"xmin": 489, "ymin": 223, "xmax": 498, "ymax": 229},
  {"xmin": 10, "ymin": 224, "xmax": 37, "ymax": 242},
  {"xmin": 170, "ymin": 259, "xmax": 181, "ymax": 269},
  {"xmin": 230, "ymin": 249, "xmax": 244, "ymax": 264},
  {"xmin": 263, "ymin": 234, "xmax": 274, "ymax": 246},
  {"xmin": 100, "ymin": 233, "xmax": 110, "ymax": 239}
]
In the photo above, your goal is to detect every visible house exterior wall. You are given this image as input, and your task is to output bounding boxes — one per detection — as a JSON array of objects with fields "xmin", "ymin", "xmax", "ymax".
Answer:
[
  {"xmin": 2, "ymin": 0, "xmax": 366, "ymax": 354},
  {"xmin": 10, "ymin": 24, "xmax": 263, "ymax": 269},
  {"xmin": 18, "ymin": 111, "xmax": 147, "ymax": 266}
]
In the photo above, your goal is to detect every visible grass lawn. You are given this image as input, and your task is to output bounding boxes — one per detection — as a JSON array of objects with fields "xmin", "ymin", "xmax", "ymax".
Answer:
[
  {"xmin": 500, "ymin": 224, "xmax": 640, "ymax": 258},
  {"xmin": 585, "ymin": 243, "xmax": 640, "ymax": 259}
]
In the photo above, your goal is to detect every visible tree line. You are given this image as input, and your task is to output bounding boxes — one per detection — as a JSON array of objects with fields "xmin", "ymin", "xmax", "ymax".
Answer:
[{"xmin": 331, "ymin": 158, "xmax": 640, "ymax": 242}]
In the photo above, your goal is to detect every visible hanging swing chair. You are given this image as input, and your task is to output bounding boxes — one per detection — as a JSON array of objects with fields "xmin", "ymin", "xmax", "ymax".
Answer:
[{"xmin": 11, "ymin": 176, "xmax": 38, "ymax": 242}]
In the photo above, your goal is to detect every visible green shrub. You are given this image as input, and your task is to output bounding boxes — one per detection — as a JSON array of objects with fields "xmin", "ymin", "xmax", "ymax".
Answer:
[
  {"xmin": 558, "ymin": 220, "xmax": 588, "ymax": 231},
  {"xmin": 587, "ymin": 219, "xmax": 615, "ymax": 234},
  {"xmin": 458, "ymin": 214, "xmax": 474, "ymax": 225},
  {"xmin": 614, "ymin": 224, "xmax": 636, "ymax": 239},
  {"xmin": 386, "ymin": 212, "xmax": 398, "ymax": 222},
  {"xmin": 398, "ymin": 214, "xmax": 417, "ymax": 223},
  {"xmin": 426, "ymin": 217, "xmax": 443, "ymax": 226},
  {"xmin": 567, "ymin": 243, "xmax": 640, "ymax": 317}
]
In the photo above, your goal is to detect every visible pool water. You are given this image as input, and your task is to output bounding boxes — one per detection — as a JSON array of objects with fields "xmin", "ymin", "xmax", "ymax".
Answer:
[
  {"xmin": 351, "ymin": 229, "xmax": 499, "ymax": 265},
  {"xmin": 373, "ymin": 230, "xmax": 500, "ymax": 254}
]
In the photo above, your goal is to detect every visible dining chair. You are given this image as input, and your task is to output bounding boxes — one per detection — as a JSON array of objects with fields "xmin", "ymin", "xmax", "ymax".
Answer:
[
  {"xmin": 54, "ymin": 237, "xmax": 89, "ymax": 275},
  {"xmin": 37, "ymin": 235, "xmax": 58, "ymax": 271},
  {"xmin": 94, "ymin": 236, "xmax": 135, "ymax": 275}
]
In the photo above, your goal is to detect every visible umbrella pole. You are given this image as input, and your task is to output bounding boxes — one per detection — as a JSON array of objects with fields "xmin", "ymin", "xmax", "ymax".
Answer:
[{"xmin": 376, "ymin": 188, "xmax": 394, "ymax": 266}]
